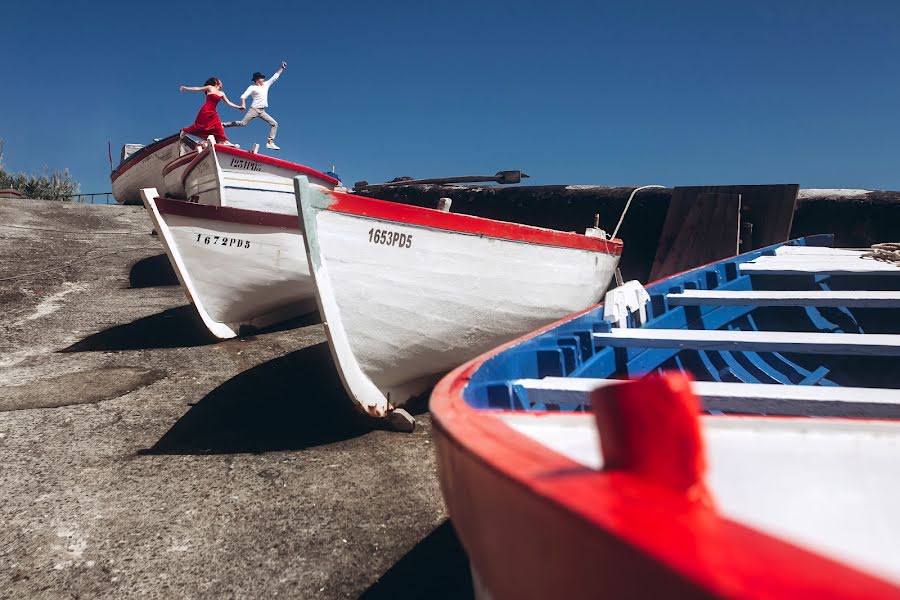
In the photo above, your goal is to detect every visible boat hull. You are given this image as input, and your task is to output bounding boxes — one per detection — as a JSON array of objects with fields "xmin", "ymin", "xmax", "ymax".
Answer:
[
  {"xmin": 141, "ymin": 193, "xmax": 317, "ymax": 339},
  {"xmin": 140, "ymin": 146, "xmax": 339, "ymax": 338},
  {"xmin": 431, "ymin": 236, "xmax": 900, "ymax": 599},
  {"xmin": 111, "ymin": 134, "xmax": 196, "ymax": 204},
  {"xmin": 295, "ymin": 177, "xmax": 622, "ymax": 417},
  {"xmin": 183, "ymin": 144, "xmax": 338, "ymax": 214},
  {"xmin": 161, "ymin": 152, "xmax": 199, "ymax": 199}
]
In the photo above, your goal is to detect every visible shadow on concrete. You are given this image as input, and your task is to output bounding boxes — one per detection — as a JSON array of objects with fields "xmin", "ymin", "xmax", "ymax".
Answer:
[
  {"xmin": 238, "ymin": 310, "xmax": 322, "ymax": 337},
  {"xmin": 60, "ymin": 305, "xmax": 216, "ymax": 352},
  {"xmin": 361, "ymin": 520, "xmax": 474, "ymax": 600},
  {"xmin": 142, "ymin": 342, "xmax": 376, "ymax": 454},
  {"xmin": 128, "ymin": 253, "xmax": 179, "ymax": 288}
]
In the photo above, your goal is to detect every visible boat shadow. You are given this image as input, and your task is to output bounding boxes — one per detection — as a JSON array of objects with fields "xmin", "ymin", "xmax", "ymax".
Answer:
[
  {"xmin": 142, "ymin": 342, "xmax": 376, "ymax": 455},
  {"xmin": 60, "ymin": 305, "xmax": 217, "ymax": 352},
  {"xmin": 128, "ymin": 253, "xmax": 179, "ymax": 288},
  {"xmin": 59, "ymin": 306, "xmax": 322, "ymax": 353},
  {"xmin": 361, "ymin": 520, "xmax": 474, "ymax": 600}
]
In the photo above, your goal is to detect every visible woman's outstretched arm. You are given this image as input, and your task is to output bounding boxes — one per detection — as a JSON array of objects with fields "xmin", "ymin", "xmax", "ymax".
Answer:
[{"xmin": 222, "ymin": 94, "xmax": 243, "ymax": 110}]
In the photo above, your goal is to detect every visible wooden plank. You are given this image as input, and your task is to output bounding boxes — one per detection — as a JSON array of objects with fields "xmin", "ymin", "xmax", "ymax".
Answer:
[
  {"xmin": 775, "ymin": 246, "xmax": 867, "ymax": 257},
  {"xmin": 514, "ymin": 377, "xmax": 900, "ymax": 418},
  {"xmin": 740, "ymin": 256, "xmax": 900, "ymax": 275},
  {"xmin": 649, "ymin": 191, "xmax": 741, "ymax": 281},
  {"xmin": 674, "ymin": 184, "xmax": 799, "ymax": 251},
  {"xmin": 592, "ymin": 328, "xmax": 900, "ymax": 355},
  {"xmin": 667, "ymin": 289, "xmax": 900, "ymax": 307}
]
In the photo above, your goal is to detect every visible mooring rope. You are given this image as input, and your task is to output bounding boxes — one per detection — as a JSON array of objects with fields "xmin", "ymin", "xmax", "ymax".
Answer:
[
  {"xmin": 611, "ymin": 185, "xmax": 666, "ymax": 240},
  {"xmin": 861, "ymin": 242, "xmax": 900, "ymax": 266}
]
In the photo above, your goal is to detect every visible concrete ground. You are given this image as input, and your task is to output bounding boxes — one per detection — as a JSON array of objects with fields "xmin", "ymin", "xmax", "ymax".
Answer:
[{"xmin": 0, "ymin": 198, "xmax": 473, "ymax": 599}]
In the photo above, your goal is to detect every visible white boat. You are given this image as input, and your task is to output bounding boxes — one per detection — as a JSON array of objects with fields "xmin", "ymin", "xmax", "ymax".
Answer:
[
  {"xmin": 111, "ymin": 133, "xmax": 199, "ymax": 204},
  {"xmin": 137, "ymin": 145, "xmax": 340, "ymax": 338},
  {"xmin": 292, "ymin": 175, "xmax": 623, "ymax": 425},
  {"xmin": 183, "ymin": 143, "xmax": 338, "ymax": 214}
]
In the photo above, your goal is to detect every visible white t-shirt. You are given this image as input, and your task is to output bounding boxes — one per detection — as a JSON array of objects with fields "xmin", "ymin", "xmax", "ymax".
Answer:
[{"xmin": 240, "ymin": 72, "xmax": 280, "ymax": 109}]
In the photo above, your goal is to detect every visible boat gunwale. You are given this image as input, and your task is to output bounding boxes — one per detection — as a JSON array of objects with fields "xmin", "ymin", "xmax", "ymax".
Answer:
[{"xmin": 323, "ymin": 188, "xmax": 624, "ymax": 255}]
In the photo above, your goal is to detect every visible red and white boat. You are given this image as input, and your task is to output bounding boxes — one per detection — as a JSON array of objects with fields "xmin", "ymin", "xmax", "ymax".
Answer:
[
  {"xmin": 293, "ymin": 176, "xmax": 622, "ymax": 427},
  {"xmin": 183, "ymin": 143, "xmax": 338, "ymax": 213},
  {"xmin": 431, "ymin": 238, "xmax": 900, "ymax": 599},
  {"xmin": 138, "ymin": 145, "xmax": 339, "ymax": 338},
  {"xmin": 111, "ymin": 133, "xmax": 199, "ymax": 204}
]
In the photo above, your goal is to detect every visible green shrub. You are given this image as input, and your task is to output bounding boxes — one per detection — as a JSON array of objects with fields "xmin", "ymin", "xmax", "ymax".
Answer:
[{"xmin": 0, "ymin": 140, "xmax": 80, "ymax": 201}]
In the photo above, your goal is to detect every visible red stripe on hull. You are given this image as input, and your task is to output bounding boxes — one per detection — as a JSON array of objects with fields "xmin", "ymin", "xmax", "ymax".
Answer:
[
  {"xmin": 213, "ymin": 145, "xmax": 339, "ymax": 186},
  {"xmin": 111, "ymin": 134, "xmax": 191, "ymax": 182},
  {"xmin": 163, "ymin": 152, "xmax": 198, "ymax": 176},
  {"xmin": 154, "ymin": 197, "xmax": 299, "ymax": 230},
  {"xmin": 325, "ymin": 190, "xmax": 624, "ymax": 255}
]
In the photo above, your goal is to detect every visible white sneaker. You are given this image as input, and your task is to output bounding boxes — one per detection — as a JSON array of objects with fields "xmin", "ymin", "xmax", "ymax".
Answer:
[{"xmin": 266, "ymin": 142, "xmax": 281, "ymax": 150}]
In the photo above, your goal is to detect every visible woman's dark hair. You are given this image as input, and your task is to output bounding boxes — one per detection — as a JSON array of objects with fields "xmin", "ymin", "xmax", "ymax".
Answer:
[{"xmin": 204, "ymin": 77, "xmax": 221, "ymax": 87}]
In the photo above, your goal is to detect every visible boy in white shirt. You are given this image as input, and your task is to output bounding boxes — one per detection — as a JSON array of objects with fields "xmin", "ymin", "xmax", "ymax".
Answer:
[{"xmin": 223, "ymin": 62, "xmax": 286, "ymax": 150}]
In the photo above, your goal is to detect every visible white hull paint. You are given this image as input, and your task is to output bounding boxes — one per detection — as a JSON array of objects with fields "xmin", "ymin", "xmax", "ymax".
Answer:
[
  {"xmin": 295, "ymin": 177, "xmax": 622, "ymax": 418},
  {"xmin": 183, "ymin": 144, "xmax": 337, "ymax": 214},
  {"xmin": 111, "ymin": 134, "xmax": 196, "ymax": 205},
  {"xmin": 139, "ymin": 148, "xmax": 339, "ymax": 338},
  {"xmin": 140, "ymin": 189, "xmax": 317, "ymax": 339}
]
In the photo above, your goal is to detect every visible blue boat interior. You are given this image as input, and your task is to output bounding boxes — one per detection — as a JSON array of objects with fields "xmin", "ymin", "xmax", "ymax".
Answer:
[{"xmin": 462, "ymin": 234, "xmax": 900, "ymax": 415}]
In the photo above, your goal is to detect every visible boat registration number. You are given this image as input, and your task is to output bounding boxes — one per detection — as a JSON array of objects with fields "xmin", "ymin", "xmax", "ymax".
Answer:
[
  {"xmin": 196, "ymin": 233, "xmax": 251, "ymax": 249},
  {"xmin": 368, "ymin": 228, "xmax": 412, "ymax": 248},
  {"xmin": 229, "ymin": 157, "xmax": 262, "ymax": 172}
]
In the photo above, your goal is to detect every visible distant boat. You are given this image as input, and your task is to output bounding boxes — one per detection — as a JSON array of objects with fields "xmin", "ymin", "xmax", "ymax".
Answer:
[
  {"xmin": 138, "ymin": 144, "xmax": 339, "ymax": 339},
  {"xmin": 431, "ymin": 235, "xmax": 900, "ymax": 599},
  {"xmin": 111, "ymin": 133, "xmax": 199, "ymax": 205},
  {"xmin": 293, "ymin": 175, "xmax": 622, "ymax": 429}
]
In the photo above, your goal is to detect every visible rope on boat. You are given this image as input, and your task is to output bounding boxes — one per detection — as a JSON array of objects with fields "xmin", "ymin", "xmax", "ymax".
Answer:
[
  {"xmin": 611, "ymin": 185, "xmax": 666, "ymax": 240},
  {"xmin": 861, "ymin": 242, "xmax": 900, "ymax": 266}
]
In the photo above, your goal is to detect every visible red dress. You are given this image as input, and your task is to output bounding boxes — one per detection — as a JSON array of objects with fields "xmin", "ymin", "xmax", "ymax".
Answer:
[{"xmin": 183, "ymin": 94, "xmax": 228, "ymax": 142}]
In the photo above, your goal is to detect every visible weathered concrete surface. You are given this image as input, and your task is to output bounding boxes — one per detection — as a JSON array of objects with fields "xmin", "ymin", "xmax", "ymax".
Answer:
[{"xmin": 0, "ymin": 198, "xmax": 471, "ymax": 599}]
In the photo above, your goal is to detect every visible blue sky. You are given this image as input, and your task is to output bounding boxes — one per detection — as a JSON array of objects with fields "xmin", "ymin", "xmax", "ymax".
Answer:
[{"xmin": 3, "ymin": 1, "xmax": 900, "ymax": 195}]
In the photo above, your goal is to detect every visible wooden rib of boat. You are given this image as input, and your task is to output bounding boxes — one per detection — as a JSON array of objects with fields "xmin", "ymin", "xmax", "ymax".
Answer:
[
  {"xmin": 137, "ymin": 146, "xmax": 339, "ymax": 339},
  {"xmin": 431, "ymin": 235, "xmax": 900, "ymax": 599},
  {"xmin": 111, "ymin": 133, "xmax": 199, "ymax": 204},
  {"xmin": 292, "ymin": 175, "xmax": 623, "ymax": 425}
]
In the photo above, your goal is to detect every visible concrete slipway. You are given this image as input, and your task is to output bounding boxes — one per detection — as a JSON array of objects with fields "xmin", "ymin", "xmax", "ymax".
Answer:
[{"xmin": 0, "ymin": 197, "xmax": 472, "ymax": 599}]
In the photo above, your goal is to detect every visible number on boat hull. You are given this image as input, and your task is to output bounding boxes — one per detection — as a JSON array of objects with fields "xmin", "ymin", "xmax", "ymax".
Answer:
[
  {"xmin": 368, "ymin": 228, "xmax": 412, "ymax": 248},
  {"xmin": 195, "ymin": 233, "xmax": 251, "ymax": 249}
]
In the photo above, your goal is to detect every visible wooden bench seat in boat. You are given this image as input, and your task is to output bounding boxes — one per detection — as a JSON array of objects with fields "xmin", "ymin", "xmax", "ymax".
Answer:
[
  {"xmin": 666, "ymin": 289, "xmax": 900, "ymax": 307},
  {"xmin": 591, "ymin": 328, "xmax": 900, "ymax": 355},
  {"xmin": 511, "ymin": 377, "xmax": 900, "ymax": 418}
]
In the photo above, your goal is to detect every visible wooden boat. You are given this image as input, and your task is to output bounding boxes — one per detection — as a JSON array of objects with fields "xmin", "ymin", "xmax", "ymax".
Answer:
[
  {"xmin": 431, "ymin": 235, "xmax": 900, "ymax": 599},
  {"xmin": 137, "ymin": 146, "xmax": 339, "ymax": 339},
  {"xmin": 293, "ymin": 176, "xmax": 622, "ymax": 427},
  {"xmin": 111, "ymin": 133, "xmax": 199, "ymax": 204},
  {"xmin": 183, "ymin": 143, "xmax": 338, "ymax": 214},
  {"xmin": 160, "ymin": 151, "xmax": 200, "ymax": 199}
]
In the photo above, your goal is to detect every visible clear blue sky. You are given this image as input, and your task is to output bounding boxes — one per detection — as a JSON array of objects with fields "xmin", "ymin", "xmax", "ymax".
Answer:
[{"xmin": 3, "ymin": 1, "xmax": 900, "ymax": 194}]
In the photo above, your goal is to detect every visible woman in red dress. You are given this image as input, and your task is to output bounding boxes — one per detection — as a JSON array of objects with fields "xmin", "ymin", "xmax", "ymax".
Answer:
[{"xmin": 179, "ymin": 77, "xmax": 243, "ymax": 143}]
